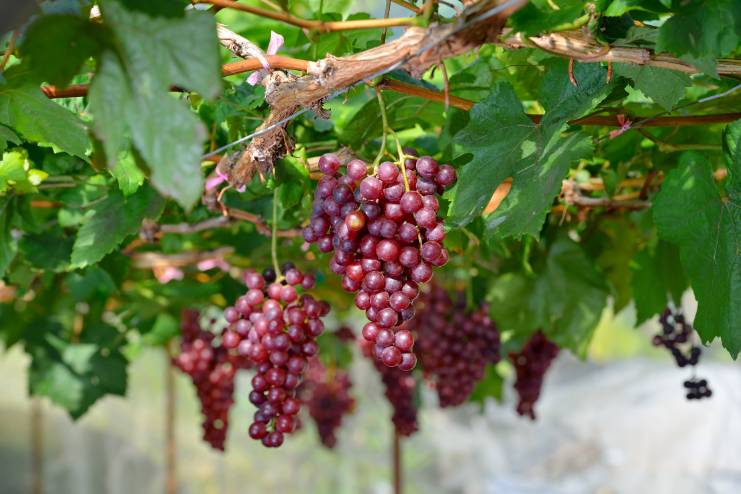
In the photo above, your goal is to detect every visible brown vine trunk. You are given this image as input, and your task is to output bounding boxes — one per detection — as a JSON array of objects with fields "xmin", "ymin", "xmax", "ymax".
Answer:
[
  {"xmin": 31, "ymin": 398, "xmax": 43, "ymax": 494},
  {"xmin": 393, "ymin": 429, "xmax": 402, "ymax": 494},
  {"xmin": 165, "ymin": 345, "xmax": 177, "ymax": 494}
]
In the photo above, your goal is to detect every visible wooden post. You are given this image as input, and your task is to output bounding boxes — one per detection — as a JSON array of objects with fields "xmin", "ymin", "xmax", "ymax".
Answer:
[
  {"xmin": 31, "ymin": 398, "xmax": 43, "ymax": 494},
  {"xmin": 165, "ymin": 345, "xmax": 177, "ymax": 494},
  {"xmin": 393, "ymin": 429, "xmax": 402, "ymax": 494}
]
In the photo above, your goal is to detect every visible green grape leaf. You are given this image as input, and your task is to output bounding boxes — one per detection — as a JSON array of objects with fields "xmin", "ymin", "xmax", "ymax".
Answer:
[
  {"xmin": 71, "ymin": 185, "xmax": 164, "ymax": 268},
  {"xmin": 66, "ymin": 266, "xmax": 117, "ymax": 301},
  {"xmin": 0, "ymin": 197, "xmax": 16, "ymax": 278},
  {"xmin": 0, "ymin": 125, "xmax": 20, "ymax": 154},
  {"xmin": 653, "ymin": 150, "xmax": 741, "ymax": 357},
  {"xmin": 469, "ymin": 364, "xmax": 505, "ymax": 406},
  {"xmin": 140, "ymin": 312, "xmax": 179, "ymax": 346},
  {"xmin": 0, "ymin": 149, "xmax": 49, "ymax": 194},
  {"xmin": 599, "ymin": 0, "xmax": 669, "ymax": 16},
  {"xmin": 342, "ymin": 92, "xmax": 445, "ymax": 148},
  {"xmin": 27, "ymin": 324, "xmax": 128, "ymax": 419},
  {"xmin": 592, "ymin": 217, "xmax": 640, "ymax": 312},
  {"xmin": 655, "ymin": 0, "xmax": 740, "ymax": 77},
  {"xmin": 510, "ymin": 0, "xmax": 585, "ymax": 35},
  {"xmin": 21, "ymin": 14, "xmax": 104, "ymax": 87},
  {"xmin": 19, "ymin": 227, "xmax": 74, "ymax": 272},
  {"xmin": 487, "ymin": 272, "xmax": 536, "ymax": 334},
  {"xmin": 0, "ymin": 75, "xmax": 88, "ymax": 159},
  {"xmin": 489, "ymin": 237, "xmax": 608, "ymax": 355},
  {"xmin": 109, "ymin": 152, "xmax": 145, "ymax": 196},
  {"xmin": 449, "ymin": 83, "xmax": 535, "ymax": 225},
  {"xmin": 451, "ymin": 62, "xmax": 611, "ymax": 235},
  {"xmin": 88, "ymin": 51, "xmax": 129, "ymax": 168},
  {"xmin": 485, "ymin": 132, "xmax": 592, "ymax": 239},
  {"xmin": 613, "ymin": 64, "xmax": 691, "ymax": 110},
  {"xmin": 88, "ymin": 0, "xmax": 221, "ymax": 209},
  {"xmin": 631, "ymin": 241, "xmax": 687, "ymax": 324},
  {"xmin": 538, "ymin": 60, "xmax": 614, "ymax": 141},
  {"xmin": 531, "ymin": 236, "xmax": 609, "ymax": 355}
]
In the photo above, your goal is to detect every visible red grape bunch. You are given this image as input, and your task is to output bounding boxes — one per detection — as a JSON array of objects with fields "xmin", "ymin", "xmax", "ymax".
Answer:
[
  {"xmin": 360, "ymin": 338, "xmax": 419, "ymax": 436},
  {"xmin": 405, "ymin": 285, "xmax": 501, "ymax": 407},
  {"xmin": 653, "ymin": 308, "xmax": 712, "ymax": 400},
  {"xmin": 173, "ymin": 309, "xmax": 236, "ymax": 451},
  {"xmin": 508, "ymin": 331, "xmax": 559, "ymax": 420},
  {"xmin": 303, "ymin": 150, "xmax": 457, "ymax": 370},
  {"xmin": 222, "ymin": 264, "xmax": 331, "ymax": 448},
  {"xmin": 302, "ymin": 359, "xmax": 355, "ymax": 449}
]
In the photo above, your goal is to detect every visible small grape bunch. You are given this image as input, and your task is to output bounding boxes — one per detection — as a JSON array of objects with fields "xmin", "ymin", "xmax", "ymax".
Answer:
[
  {"xmin": 302, "ymin": 359, "xmax": 355, "ymax": 449},
  {"xmin": 653, "ymin": 308, "xmax": 712, "ymax": 401},
  {"xmin": 222, "ymin": 263, "xmax": 330, "ymax": 448},
  {"xmin": 359, "ymin": 338, "xmax": 419, "ymax": 436},
  {"xmin": 683, "ymin": 378, "xmax": 712, "ymax": 400},
  {"xmin": 508, "ymin": 331, "xmax": 560, "ymax": 420},
  {"xmin": 303, "ymin": 150, "xmax": 457, "ymax": 370},
  {"xmin": 173, "ymin": 310, "xmax": 236, "ymax": 451},
  {"xmin": 406, "ymin": 285, "xmax": 501, "ymax": 407}
]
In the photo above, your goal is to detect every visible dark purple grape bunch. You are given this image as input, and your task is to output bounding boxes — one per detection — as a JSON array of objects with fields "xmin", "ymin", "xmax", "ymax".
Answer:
[
  {"xmin": 222, "ymin": 264, "xmax": 330, "ymax": 448},
  {"xmin": 173, "ymin": 310, "xmax": 235, "ymax": 451},
  {"xmin": 683, "ymin": 378, "xmax": 712, "ymax": 400},
  {"xmin": 302, "ymin": 359, "xmax": 355, "ymax": 449},
  {"xmin": 508, "ymin": 331, "xmax": 559, "ymax": 420},
  {"xmin": 653, "ymin": 308, "xmax": 711, "ymax": 400},
  {"xmin": 359, "ymin": 338, "xmax": 419, "ymax": 436},
  {"xmin": 303, "ymin": 151, "xmax": 457, "ymax": 370},
  {"xmin": 405, "ymin": 285, "xmax": 501, "ymax": 407}
]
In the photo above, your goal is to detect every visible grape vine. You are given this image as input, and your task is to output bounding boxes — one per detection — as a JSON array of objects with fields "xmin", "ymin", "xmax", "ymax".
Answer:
[{"xmin": 0, "ymin": 0, "xmax": 737, "ymax": 473}]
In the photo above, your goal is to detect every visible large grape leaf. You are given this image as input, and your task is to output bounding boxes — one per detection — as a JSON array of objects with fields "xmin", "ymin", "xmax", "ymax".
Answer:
[
  {"xmin": 109, "ymin": 152, "xmax": 145, "ymax": 196},
  {"xmin": 510, "ymin": 0, "xmax": 585, "ymax": 35},
  {"xmin": 0, "ymin": 72, "xmax": 88, "ymax": 158},
  {"xmin": 88, "ymin": 0, "xmax": 221, "ymax": 209},
  {"xmin": 613, "ymin": 64, "xmax": 691, "ymax": 111},
  {"xmin": 451, "ymin": 62, "xmax": 612, "ymax": 237},
  {"xmin": 598, "ymin": 0, "xmax": 669, "ymax": 16},
  {"xmin": 653, "ymin": 148, "xmax": 741, "ymax": 357},
  {"xmin": 19, "ymin": 226, "xmax": 74, "ymax": 272},
  {"xmin": 485, "ymin": 132, "xmax": 592, "ymax": 239},
  {"xmin": 531, "ymin": 237, "xmax": 609, "ymax": 355},
  {"xmin": 342, "ymin": 92, "xmax": 445, "ymax": 148},
  {"xmin": 655, "ymin": 0, "xmax": 740, "ymax": 77},
  {"xmin": 27, "ymin": 321, "xmax": 128, "ymax": 419},
  {"xmin": 631, "ymin": 241, "xmax": 688, "ymax": 324},
  {"xmin": 0, "ymin": 149, "xmax": 49, "ymax": 194},
  {"xmin": 70, "ymin": 185, "xmax": 164, "ymax": 268},
  {"xmin": 0, "ymin": 197, "xmax": 16, "ymax": 278},
  {"xmin": 21, "ymin": 14, "xmax": 104, "ymax": 87},
  {"xmin": 590, "ymin": 217, "xmax": 641, "ymax": 312},
  {"xmin": 0, "ymin": 125, "xmax": 20, "ymax": 154},
  {"xmin": 488, "ymin": 236, "xmax": 608, "ymax": 355}
]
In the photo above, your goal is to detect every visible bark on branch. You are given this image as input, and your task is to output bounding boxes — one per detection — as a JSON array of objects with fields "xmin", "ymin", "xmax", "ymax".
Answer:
[
  {"xmin": 222, "ymin": 0, "xmax": 526, "ymax": 188},
  {"xmin": 501, "ymin": 30, "xmax": 741, "ymax": 76}
]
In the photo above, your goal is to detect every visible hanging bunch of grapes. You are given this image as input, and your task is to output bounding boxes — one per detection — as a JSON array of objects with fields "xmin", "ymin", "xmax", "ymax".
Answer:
[
  {"xmin": 301, "ymin": 359, "xmax": 356, "ymax": 449},
  {"xmin": 359, "ymin": 337, "xmax": 419, "ymax": 436},
  {"xmin": 173, "ymin": 310, "xmax": 237, "ymax": 451},
  {"xmin": 405, "ymin": 284, "xmax": 501, "ymax": 407},
  {"xmin": 304, "ymin": 150, "xmax": 456, "ymax": 370},
  {"xmin": 508, "ymin": 331, "xmax": 560, "ymax": 420},
  {"xmin": 653, "ymin": 308, "xmax": 712, "ymax": 400},
  {"xmin": 221, "ymin": 264, "xmax": 331, "ymax": 448}
]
